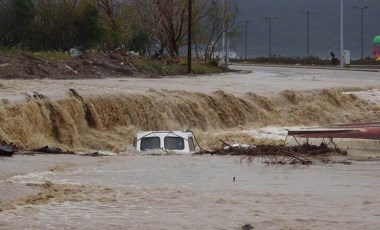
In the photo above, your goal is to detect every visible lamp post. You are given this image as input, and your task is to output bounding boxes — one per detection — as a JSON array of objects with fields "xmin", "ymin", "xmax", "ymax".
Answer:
[
  {"xmin": 265, "ymin": 17, "xmax": 277, "ymax": 58},
  {"xmin": 187, "ymin": 0, "xmax": 192, "ymax": 74},
  {"xmin": 352, "ymin": 6, "xmax": 368, "ymax": 59},
  {"xmin": 340, "ymin": 0, "xmax": 344, "ymax": 68},
  {"xmin": 222, "ymin": 0, "xmax": 226, "ymax": 65},
  {"xmin": 302, "ymin": 11, "xmax": 316, "ymax": 57},
  {"xmin": 245, "ymin": 20, "xmax": 249, "ymax": 60}
]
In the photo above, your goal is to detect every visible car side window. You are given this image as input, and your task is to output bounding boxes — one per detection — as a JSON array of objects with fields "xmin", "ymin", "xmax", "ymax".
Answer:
[
  {"xmin": 164, "ymin": 137, "xmax": 185, "ymax": 150},
  {"xmin": 140, "ymin": 137, "xmax": 160, "ymax": 150}
]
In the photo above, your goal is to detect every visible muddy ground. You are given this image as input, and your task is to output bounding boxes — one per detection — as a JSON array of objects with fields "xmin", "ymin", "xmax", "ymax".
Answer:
[{"xmin": 0, "ymin": 51, "xmax": 142, "ymax": 80}]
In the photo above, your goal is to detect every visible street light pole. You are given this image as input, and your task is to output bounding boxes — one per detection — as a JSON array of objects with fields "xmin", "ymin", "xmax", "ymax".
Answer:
[
  {"xmin": 303, "ymin": 11, "xmax": 316, "ymax": 57},
  {"xmin": 265, "ymin": 17, "xmax": 277, "ymax": 58},
  {"xmin": 307, "ymin": 11, "xmax": 310, "ymax": 57},
  {"xmin": 245, "ymin": 20, "xmax": 249, "ymax": 60},
  {"xmin": 340, "ymin": 0, "xmax": 344, "ymax": 68},
  {"xmin": 353, "ymin": 6, "xmax": 369, "ymax": 59},
  {"xmin": 187, "ymin": 0, "xmax": 192, "ymax": 74},
  {"xmin": 222, "ymin": 0, "xmax": 226, "ymax": 65}
]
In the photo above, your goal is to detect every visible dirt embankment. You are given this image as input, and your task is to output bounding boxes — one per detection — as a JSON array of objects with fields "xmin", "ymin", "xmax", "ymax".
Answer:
[{"xmin": 0, "ymin": 52, "xmax": 140, "ymax": 79}]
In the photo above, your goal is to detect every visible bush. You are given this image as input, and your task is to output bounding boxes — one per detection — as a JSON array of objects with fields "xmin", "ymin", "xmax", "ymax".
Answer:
[
  {"xmin": 0, "ymin": 0, "xmax": 35, "ymax": 47},
  {"xmin": 26, "ymin": 1, "xmax": 103, "ymax": 51},
  {"xmin": 131, "ymin": 57, "xmax": 225, "ymax": 76}
]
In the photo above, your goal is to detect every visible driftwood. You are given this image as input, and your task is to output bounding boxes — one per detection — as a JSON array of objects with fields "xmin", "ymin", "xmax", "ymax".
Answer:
[
  {"xmin": 64, "ymin": 64, "xmax": 78, "ymax": 74},
  {"xmin": 32, "ymin": 146, "xmax": 63, "ymax": 154},
  {"xmin": 0, "ymin": 63, "xmax": 10, "ymax": 68},
  {"xmin": 196, "ymin": 140, "xmax": 348, "ymax": 165},
  {"xmin": 22, "ymin": 53, "xmax": 47, "ymax": 63},
  {"xmin": 92, "ymin": 60, "xmax": 135, "ymax": 75}
]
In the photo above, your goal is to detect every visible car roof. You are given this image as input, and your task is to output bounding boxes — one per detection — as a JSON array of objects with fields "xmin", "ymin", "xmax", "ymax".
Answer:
[{"xmin": 136, "ymin": 131, "xmax": 193, "ymax": 139}]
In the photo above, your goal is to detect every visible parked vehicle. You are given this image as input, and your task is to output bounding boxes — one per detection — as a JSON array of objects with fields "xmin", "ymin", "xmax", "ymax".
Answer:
[{"xmin": 134, "ymin": 131, "xmax": 198, "ymax": 154}]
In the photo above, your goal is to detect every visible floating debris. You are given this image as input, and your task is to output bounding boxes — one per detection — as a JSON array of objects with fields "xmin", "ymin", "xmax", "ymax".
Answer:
[
  {"xmin": 16, "ymin": 147, "xmax": 116, "ymax": 157},
  {"xmin": 16, "ymin": 146, "xmax": 73, "ymax": 155},
  {"xmin": 0, "ymin": 141, "xmax": 18, "ymax": 156},
  {"xmin": 77, "ymin": 150, "xmax": 117, "ymax": 157},
  {"xmin": 241, "ymin": 224, "xmax": 254, "ymax": 230},
  {"xmin": 0, "ymin": 144, "xmax": 15, "ymax": 157},
  {"xmin": 196, "ymin": 140, "xmax": 348, "ymax": 165},
  {"xmin": 26, "ymin": 90, "xmax": 47, "ymax": 100},
  {"xmin": 33, "ymin": 146, "xmax": 64, "ymax": 154}
]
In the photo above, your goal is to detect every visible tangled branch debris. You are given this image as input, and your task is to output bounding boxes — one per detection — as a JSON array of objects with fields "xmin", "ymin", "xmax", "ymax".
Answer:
[{"xmin": 196, "ymin": 140, "xmax": 348, "ymax": 165}]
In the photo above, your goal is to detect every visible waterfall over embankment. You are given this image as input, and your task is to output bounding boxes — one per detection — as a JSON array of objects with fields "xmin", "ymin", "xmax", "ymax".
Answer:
[{"xmin": 0, "ymin": 89, "xmax": 378, "ymax": 151}]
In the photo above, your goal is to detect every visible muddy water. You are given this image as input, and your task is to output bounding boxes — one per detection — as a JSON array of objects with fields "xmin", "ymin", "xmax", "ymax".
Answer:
[
  {"xmin": 1, "ymin": 68, "xmax": 380, "ymax": 229},
  {"xmin": 1, "ymin": 155, "xmax": 379, "ymax": 229},
  {"xmin": 1, "ymin": 88, "xmax": 379, "ymax": 151}
]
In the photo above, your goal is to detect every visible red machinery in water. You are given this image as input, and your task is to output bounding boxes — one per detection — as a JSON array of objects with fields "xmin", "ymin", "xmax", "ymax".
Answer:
[{"xmin": 286, "ymin": 122, "xmax": 380, "ymax": 143}]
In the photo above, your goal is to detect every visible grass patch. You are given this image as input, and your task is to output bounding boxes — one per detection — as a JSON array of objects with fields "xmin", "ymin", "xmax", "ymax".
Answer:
[
  {"xmin": 192, "ymin": 61, "xmax": 225, "ymax": 74},
  {"xmin": 0, "ymin": 47, "xmax": 73, "ymax": 61},
  {"xmin": 33, "ymin": 51, "xmax": 73, "ymax": 61},
  {"xmin": 0, "ymin": 47, "xmax": 25, "ymax": 56},
  {"xmin": 131, "ymin": 57, "xmax": 226, "ymax": 76}
]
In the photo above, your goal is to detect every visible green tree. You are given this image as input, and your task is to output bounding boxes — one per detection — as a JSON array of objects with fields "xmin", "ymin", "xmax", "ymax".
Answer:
[
  {"xmin": 0, "ymin": 0, "xmax": 35, "ymax": 47},
  {"xmin": 27, "ymin": 0, "xmax": 80, "ymax": 50},
  {"xmin": 94, "ymin": 0, "xmax": 130, "ymax": 50},
  {"xmin": 77, "ymin": 3, "xmax": 104, "ymax": 49},
  {"xmin": 26, "ymin": 0, "xmax": 103, "ymax": 51}
]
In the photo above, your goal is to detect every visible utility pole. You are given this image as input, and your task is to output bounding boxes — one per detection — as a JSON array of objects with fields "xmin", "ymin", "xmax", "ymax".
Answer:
[
  {"xmin": 222, "ymin": 0, "xmax": 226, "ymax": 65},
  {"xmin": 222, "ymin": 0, "xmax": 230, "ymax": 66},
  {"xmin": 340, "ymin": 0, "xmax": 344, "ymax": 68},
  {"xmin": 302, "ymin": 11, "xmax": 316, "ymax": 57},
  {"xmin": 187, "ymin": 0, "xmax": 192, "ymax": 74},
  {"xmin": 352, "ymin": 6, "xmax": 369, "ymax": 59},
  {"xmin": 245, "ymin": 20, "xmax": 249, "ymax": 60},
  {"xmin": 265, "ymin": 17, "xmax": 277, "ymax": 58}
]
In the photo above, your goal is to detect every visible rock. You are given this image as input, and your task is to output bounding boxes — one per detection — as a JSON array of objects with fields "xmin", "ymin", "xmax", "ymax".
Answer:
[{"xmin": 241, "ymin": 224, "xmax": 254, "ymax": 230}]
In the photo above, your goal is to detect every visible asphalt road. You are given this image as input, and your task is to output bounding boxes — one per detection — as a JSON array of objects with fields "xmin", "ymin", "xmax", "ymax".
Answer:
[{"xmin": 1, "ymin": 64, "xmax": 380, "ymax": 103}]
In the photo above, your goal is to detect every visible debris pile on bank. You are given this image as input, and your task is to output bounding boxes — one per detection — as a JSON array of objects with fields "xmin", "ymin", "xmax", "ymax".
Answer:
[
  {"xmin": 196, "ymin": 140, "xmax": 348, "ymax": 165},
  {"xmin": 0, "ymin": 51, "xmax": 140, "ymax": 79}
]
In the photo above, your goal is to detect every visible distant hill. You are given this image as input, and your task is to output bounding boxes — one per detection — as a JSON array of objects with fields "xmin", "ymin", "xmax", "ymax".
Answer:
[{"xmin": 234, "ymin": 0, "xmax": 380, "ymax": 59}]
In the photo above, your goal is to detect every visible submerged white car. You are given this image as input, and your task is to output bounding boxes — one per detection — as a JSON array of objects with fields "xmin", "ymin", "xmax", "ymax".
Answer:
[{"xmin": 134, "ymin": 131, "xmax": 198, "ymax": 154}]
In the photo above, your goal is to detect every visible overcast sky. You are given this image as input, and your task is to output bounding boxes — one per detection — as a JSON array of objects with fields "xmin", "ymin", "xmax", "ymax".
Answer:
[{"xmin": 233, "ymin": 0, "xmax": 380, "ymax": 58}]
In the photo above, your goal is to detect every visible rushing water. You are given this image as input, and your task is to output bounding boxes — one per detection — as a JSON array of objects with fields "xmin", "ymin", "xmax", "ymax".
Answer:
[{"xmin": 1, "ymin": 155, "xmax": 379, "ymax": 229}]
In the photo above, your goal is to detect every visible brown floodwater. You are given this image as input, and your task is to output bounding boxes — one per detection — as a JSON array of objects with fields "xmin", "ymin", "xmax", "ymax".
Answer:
[
  {"xmin": 1, "ymin": 66, "xmax": 380, "ymax": 229},
  {"xmin": 1, "ymin": 154, "xmax": 379, "ymax": 229}
]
